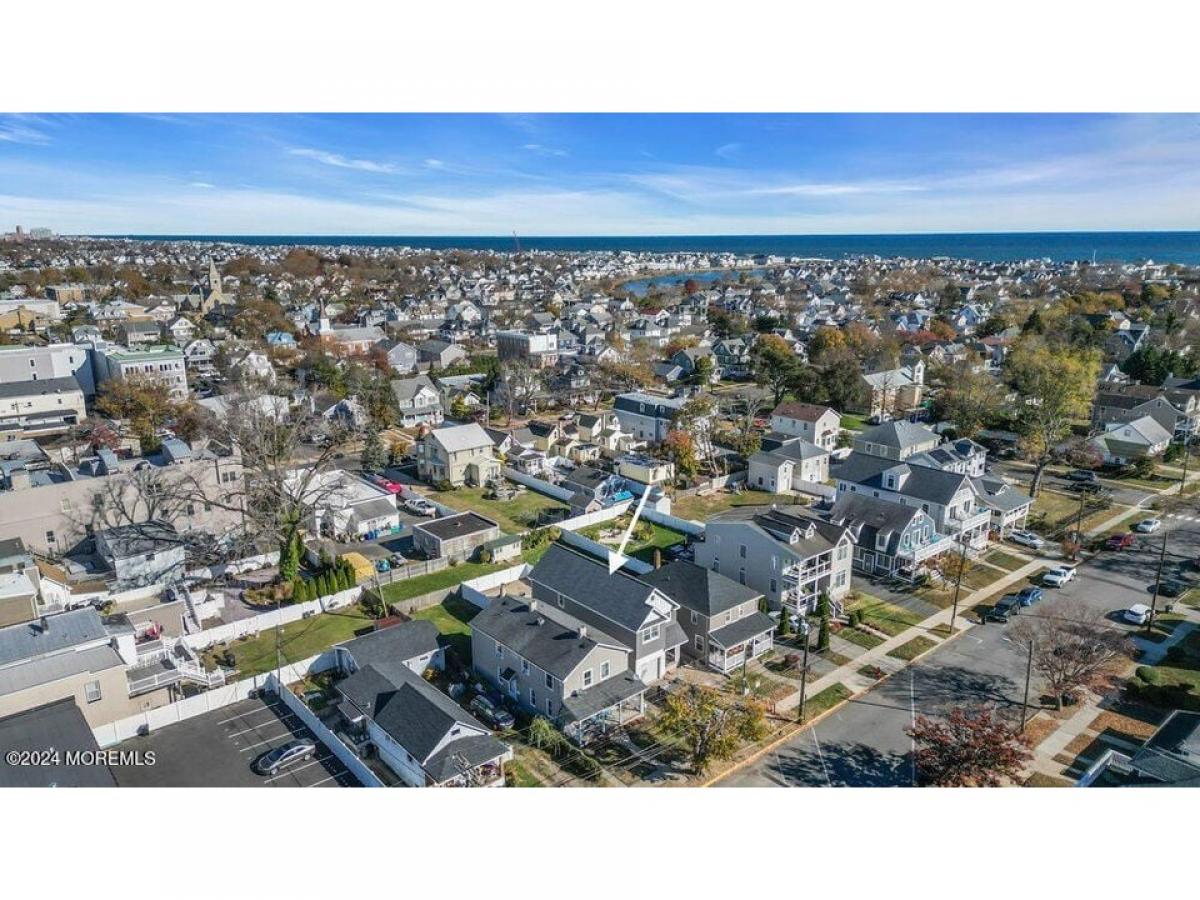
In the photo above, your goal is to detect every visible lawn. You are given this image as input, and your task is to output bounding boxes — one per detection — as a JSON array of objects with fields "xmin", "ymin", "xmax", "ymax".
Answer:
[
  {"xmin": 839, "ymin": 413, "xmax": 870, "ymax": 432},
  {"xmin": 801, "ymin": 683, "xmax": 853, "ymax": 720},
  {"xmin": 984, "ymin": 550, "xmax": 1028, "ymax": 572},
  {"xmin": 629, "ymin": 523, "xmax": 689, "ymax": 564},
  {"xmin": 377, "ymin": 543, "xmax": 549, "ymax": 606},
  {"xmin": 411, "ymin": 593, "xmax": 480, "ymax": 663},
  {"xmin": 1129, "ymin": 625, "xmax": 1200, "ymax": 711},
  {"xmin": 202, "ymin": 605, "xmax": 376, "ymax": 678},
  {"xmin": 427, "ymin": 483, "xmax": 567, "ymax": 534},
  {"xmin": 836, "ymin": 626, "xmax": 885, "ymax": 650},
  {"xmin": 671, "ymin": 490, "xmax": 800, "ymax": 523},
  {"xmin": 887, "ymin": 635, "xmax": 939, "ymax": 662},
  {"xmin": 847, "ymin": 593, "xmax": 925, "ymax": 637}
]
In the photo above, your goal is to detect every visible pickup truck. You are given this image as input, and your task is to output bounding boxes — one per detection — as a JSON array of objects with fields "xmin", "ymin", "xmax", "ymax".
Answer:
[
  {"xmin": 1043, "ymin": 565, "xmax": 1077, "ymax": 587},
  {"xmin": 1106, "ymin": 532, "xmax": 1135, "ymax": 551}
]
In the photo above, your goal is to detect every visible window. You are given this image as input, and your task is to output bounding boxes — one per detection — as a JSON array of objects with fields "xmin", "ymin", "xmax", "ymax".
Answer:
[
  {"xmin": 529, "ymin": 688, "xmax": 537, "ymax": 706},
  {"xmin": 641, "ymin": 624, "xmax": 660, "ymax": 643},
  {"xmin": 84, "ymin": 680, "xmax": 102, "ymax": 703},
  {"xmin": 545, "ymin": 672, "xmax": 553, "ymax": 689},
  {"xmin": 521, "ymin": 659, "xmax": 530, "ymax": 676},
  {"xmin": 600, "ymin": 661, "xmax": 611, "ymax": 679},
  {"xmin": 695, "ymin": 634, "xmax": 704, "ymax": 652},
  {"xmin": 495, "ymin": 641, "xmax": 503, "ymax": 657},
  {"xmin": 739, "ymin": 544, "xmax": 747, "ymax": 559},
  {"xmin": 689, "ymin": 610, "xmax": 698, "ymax": 625},
  {"xmin": 738, "ymin": 569, "xmax": 746, "ymax": 585},
  {"xmin": 45, "ymin": 530, "xmax": 56, "ymax": 544},
  {"xmin": 582, "ymin": 668, "xmax": 593, "ymax": 688},
  {"xmin": 770, "ymin": 578, "xmax": 777, "ymax": 593},
  {"xmin": 546, "ymin": 698, "xmax": 553, "ymax": 715}
]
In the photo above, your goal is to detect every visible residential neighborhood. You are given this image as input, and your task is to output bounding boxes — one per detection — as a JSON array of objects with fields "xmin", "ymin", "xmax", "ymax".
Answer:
[{"xmin": 0, "ymin": 225, "xmax": 1199, "ymax": 798}]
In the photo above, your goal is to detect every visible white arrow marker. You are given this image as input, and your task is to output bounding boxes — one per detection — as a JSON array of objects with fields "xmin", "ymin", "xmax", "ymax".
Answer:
[{"xmin": 608, "ymin": 487, "xmax": 652, "ymax": 575}]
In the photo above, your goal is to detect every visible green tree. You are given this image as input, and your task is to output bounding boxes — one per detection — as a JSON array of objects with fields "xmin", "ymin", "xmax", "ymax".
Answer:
[
  {"xmin": 934, "ymin": 360, "xmax": 1004, "ymax": 439},
  {"xmin": 659, "ymin": 685, "xmax": 768, "ymax": 775},
  {"xmin": 816, "ymin": 591, "xmax": 831, "ymax": 652},
  {"xmin": 279, "ymin": 530, "xmax": 303, "ymax": 581},
  {"xmin": 361, "ymin": 429, "xmax": 387, "ymax": 473},
  {"xmin": 751, "ymin": 334, "xmax": 799, "ymax": 406},
  {"xmin": 1005, "ymin": 339, "xmax": 1100, "ymax": 496}
]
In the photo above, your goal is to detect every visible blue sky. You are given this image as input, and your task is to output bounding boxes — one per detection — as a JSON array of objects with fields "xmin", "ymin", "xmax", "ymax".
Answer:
[{"xmin": 1, "ymin": 113, "xmax": 1199, "ymax": 235}]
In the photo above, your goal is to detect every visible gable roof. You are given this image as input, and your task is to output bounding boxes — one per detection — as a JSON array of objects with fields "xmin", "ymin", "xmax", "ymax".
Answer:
[
  {"xmin": 337, "ymin": 620, "xmax": 440, "ymax": 676},
  {"xmin": 428, "ymin": 422, "xmax": 493, "ymax": 453},
  {"xmin": 837, "ymin": 452, "xmax": 973, "ymax": 506},
  {"xmin": 470, "ymin": 595, "xmax": 627, "ymax": 679},
  {"xmin": 639, "ymin": 560, "xmax": 761, "ymax": 617},
  {"xmin": 527, "ymin": 542, "xmax": 675, "ymax": 632},
  {"xmin": 856, "ymin": 419, "xmax": 939, "ymax": 450},
  {"xmin": 771, "ymin": 401, "xmax": 835, "ymax": 422}
]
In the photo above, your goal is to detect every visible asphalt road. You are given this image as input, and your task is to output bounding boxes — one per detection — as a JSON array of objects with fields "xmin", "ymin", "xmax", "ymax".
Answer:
[{"xmin": 720, "ymin": 500, "xmax": 1200, "ymax": 787}]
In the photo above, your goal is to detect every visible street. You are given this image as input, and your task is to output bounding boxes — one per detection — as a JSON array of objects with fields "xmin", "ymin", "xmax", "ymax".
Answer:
[{"xmin": 720, "ymin": 495, "xmax": 1200, "ymax": 787}]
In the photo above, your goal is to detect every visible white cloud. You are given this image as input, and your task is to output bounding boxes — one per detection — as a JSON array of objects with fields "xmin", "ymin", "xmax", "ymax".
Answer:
[
  {"xmin": 714, "ymin": 142, "xmax": 742, "ymax": 159},
  {"xmin": 0, "ymin": 118, "xmax": 51, "ymax": 145},
  {"xmin": 287, "ymin": 147, "xmax": 400, "ymax": 173},
  {"xmin": 522, "ymin": 143, "xmax": 567, "ymax": 157}
]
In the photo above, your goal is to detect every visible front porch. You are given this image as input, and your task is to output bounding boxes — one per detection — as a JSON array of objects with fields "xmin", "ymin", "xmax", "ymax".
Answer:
[
  {"xmin": 561, "ymin": 673, "xmax": 649, "ymax": 746},
  {"xmin": 707, "ymin": 613, "xmax": 776, "ymax": 674}
]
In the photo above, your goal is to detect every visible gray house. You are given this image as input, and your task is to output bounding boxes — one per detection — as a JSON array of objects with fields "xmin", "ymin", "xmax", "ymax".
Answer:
[
  {"xmin": 694, "ymin": 508, "xmax": 854, "ymax": 614},
  {"xmin": 390, "ymin": 374, "xmax": 445, "ymax": 428},
  {"xmin": 526, "ymin": 543, "xmax": 685, "ymax": 685},
  {"xmin": 411, "ymin": 511, "xmax": 501, "ymax": 561},
  {"xmin": 470, "ymin": 595, "xmax": 647, "ymax": 744},
  {"xmin": 828, "ymin": 491, "xmax": 953, "ymax": 580},
  {"xmin": 376, "ymin": 338, "xmax": 419, "ymax": 374},
  {"xmin": 640, "ymin": 561, "xmax": 775, "ymax": 674}
]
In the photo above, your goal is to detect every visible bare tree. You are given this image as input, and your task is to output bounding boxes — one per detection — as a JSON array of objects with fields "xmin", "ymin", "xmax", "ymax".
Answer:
[{"xmin": 1009, "ymin": 599, "xmax": 1131, "ymax": 710}]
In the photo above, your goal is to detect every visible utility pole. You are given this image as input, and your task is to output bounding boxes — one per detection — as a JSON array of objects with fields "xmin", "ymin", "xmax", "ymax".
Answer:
[
  {"xmin": 797, "ymin": 620, "xmax": 811, "ymax": 724},
  {"xmin": 1020, "ymin": 639, "xmax": 1034, "ymax": 733},
  {"xmin": 1147, "ymin": 528, "xmax": 1169, "ymax": 633},
  {"xmin": 948, "ymin": 535, "xmax": 969, "ymax": 634},
  {"xmin": 1071, "ymin": 483, "xmax": 1087, "ymax": 559}
]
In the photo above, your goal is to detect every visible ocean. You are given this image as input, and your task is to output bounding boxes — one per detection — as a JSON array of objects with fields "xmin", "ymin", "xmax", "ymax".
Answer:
[{"xmin": 106, "ymin": 231, "xmax": 1200, "ymax": 265}]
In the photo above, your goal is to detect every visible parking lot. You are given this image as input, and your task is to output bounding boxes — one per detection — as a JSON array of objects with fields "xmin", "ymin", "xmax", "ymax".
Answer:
[{"xmin": 110, "ymin": 696, "xmax": 360, "ymax": 788}]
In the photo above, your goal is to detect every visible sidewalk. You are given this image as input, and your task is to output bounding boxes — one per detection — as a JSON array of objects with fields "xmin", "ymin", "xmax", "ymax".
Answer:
[{"xmin": 775, "ymin": 558, "xmax": 1049, "ymax": 711}]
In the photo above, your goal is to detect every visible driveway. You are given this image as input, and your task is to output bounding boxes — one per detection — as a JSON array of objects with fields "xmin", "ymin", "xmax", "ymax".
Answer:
[{"xmin": 110, "ymin": 696, "xmax": 360, "ymax": 787}]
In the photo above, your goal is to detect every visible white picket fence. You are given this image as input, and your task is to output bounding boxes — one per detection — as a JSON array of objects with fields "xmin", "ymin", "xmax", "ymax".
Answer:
[
  {"xmin": 559, "ymin": 529, "xmax": 653, "ymax": 574},
  {"xmin": 272, "ymin": 675, "xmax": 383, "ymax": 787},
  {"xmin": 502, "ymin": 466, "xmax": 575, "ymax": 502},
  {"xmin": 92, "ymin": 650, "xmax": 337, "ymax": 748},
  {"xmin": 641, "ymin": 507, "xmax": 706, "ymax": 537},
  {"xmin": 555, "ymin": 502, "xmax": 631, "ymax": 533}
]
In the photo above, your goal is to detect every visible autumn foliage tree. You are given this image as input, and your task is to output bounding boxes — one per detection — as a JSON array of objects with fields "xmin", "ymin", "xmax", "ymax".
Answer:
[
  {"xmin": 907, "ymin": 706, "xmax": 1032, "ymax": 786},
  {"xmin": 95, "ymin": 375, "xmax": 179, "ymax": 451},
  {"xmin": 659, "ymin": 685, "xmax": 767, "ymax": 775},
  {"xmin": 661, "ymin": 430, "xmax": 698, "ymax": 478}
]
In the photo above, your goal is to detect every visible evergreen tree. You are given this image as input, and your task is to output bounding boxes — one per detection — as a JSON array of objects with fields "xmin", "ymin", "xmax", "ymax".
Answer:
[
  {"xmin": 777, "ymin": 610, "xmax": 791, "ymax": 638},
  {"xmin": 361, "ymin": 429, "xmax": 387, "ymax": 473},
  {"xmin": 279, "ymin": 529, "xmax": 302, "ymax": 581},
  {"xmin": 816, "ymin": 591, "xmax": 832, "ymax": 652}
]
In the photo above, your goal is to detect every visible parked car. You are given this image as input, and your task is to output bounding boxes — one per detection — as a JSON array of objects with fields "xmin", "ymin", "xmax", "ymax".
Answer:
[
  {"xmin": 1106, "ymin": 532, "xmax": 1136, "ymax": 551},
  {"xmin": 1155, "ymin": 579, "xmax": 1187, "ymax": 598},
  {"xmin": 469, "ymin": 695, "xmax": 516, "ymax": 730},
  {"xmin": 1008, "ymin": 529, "xmax": 1045, "ymax": 550},
  {"xmin": 403, "ymin": 497, "xmax": 437, "ymax": 517},
  {"xmin": 1017, "ymin": 586, "xmax": 1044, "ymax": 606},
  {"xmin": 253, "ymin": 740, "xmax": 316, "ymax": 776},
  {"xmin": 1124, "ymin": 603, "xmax": 1152, "ymax": 625},
  {"xmin": 987, "ymin": 594, "xmax": 1023, "ymax": 622},
  {"xmin": 1043, "ymin": 565, "xmax": 1077, "ymax": 587},
  {"xmin": 369, "ymin": 474, "xmax": 403, "ymax": 494},
  {"xmin": 1134, "ymin": 518, "xmax": 1162, "ymax": 534},
  {"xmin": 1067, "ymin": 469, "xmax": 1099, "ymax": 483}
]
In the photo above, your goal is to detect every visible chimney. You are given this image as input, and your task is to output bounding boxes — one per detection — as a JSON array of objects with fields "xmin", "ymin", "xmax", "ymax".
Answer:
[
  {"xmin": 39, "ymin": 616, "xmax": 49, "ymax": 634},
  {"xmin": 528, "ymin": 599, "xmax": 538, "ymax": 612},
  {"xmin": 577, "ymin": 625, "xmax": 588, "ymax": 639}
]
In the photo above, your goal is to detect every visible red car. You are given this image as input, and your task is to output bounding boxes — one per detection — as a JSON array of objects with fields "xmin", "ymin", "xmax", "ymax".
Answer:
[
  {"xmin": 368, "ymin": 473, "xmax": 403, "ymax": 494},
  {"xmin": 1106, "ymin": 532, "xmax": 1135, "ymax": 551}
]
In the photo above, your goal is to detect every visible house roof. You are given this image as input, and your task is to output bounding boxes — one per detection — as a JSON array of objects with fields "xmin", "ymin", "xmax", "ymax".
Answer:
[
  {"xmin": 830, "ymin": 491, "xmax": 926, "ymax": 552},
  {"xmin": 559, "ymin": 671, "xmax": 649, "ymax": 724},
  {"xmin": 470, "ymin": 595, "xmax": 627, "ymax": 680},
  {"xmin": 639, "ymin": 560, "xmax": 762, "ymax": 617},
  {"xmin": 0, "ymin": 699, "xmax": 116, "ymax": 787},
  {"xmin": 428, "ymin": 422, "xmax": 493, "ymax": 453},
  {"xmin": 414, "ymin": 511, "xmax": 499, "ymax": 542},
  {"xmin": 772, "ymin": 401, "xmax": 834, "ymax": 422},
  {"xmin": 528, "ymin": 543, "xmax": 674, "ymax": 632},
  {"xmin": 855, "ymin": 419, "xmax": 939, "ymax": 451},
  {"xmin": 1128, "ymin": 710, "xmax": 1200, "ymax": 785},
  {"xmin": 390, "ymin": 374, "xmax": 439, "ymax": 403},
  {"xmin": 0, "ymin": 376, "xmax": 81, "ymax": 400},
  {"xmin": 708, "ymin": 612, "xmax": 777, "ymax": 650},
  {"xmin": 0, "ymin": 607, "xmax": 108, "ymax": 668},
  {"xmin": 837, "ymin": 452, "xmax": 971, "ymax": 506},
  {"xmin": 337, "ymin": 620, "xmax": 440, "ymax": 675}
]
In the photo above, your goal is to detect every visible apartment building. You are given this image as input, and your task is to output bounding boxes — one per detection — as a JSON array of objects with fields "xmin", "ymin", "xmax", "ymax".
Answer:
[
  {"xmin": 0, "ymin": 343, "xmax": 96, "ymax": 396},
  {"xmin": 0, "ymin": 376, "xmax": 86, "ymax": 439},
  {"xmin": 97, "ymin": 345, "xmax": 188, "ymax": 400}
]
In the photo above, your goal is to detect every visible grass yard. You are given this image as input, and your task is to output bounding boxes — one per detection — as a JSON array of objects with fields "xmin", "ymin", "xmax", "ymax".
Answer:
[
  {"xmin": 411, "ymin": 593, "xmax": 480, "ymax": 663},
  {"xmin": 629, "ymin": 523, "xmax": 689, "ymax": 563},
  {"xmin": 202, "ymin": 604, "xmax": 376, "ymax": 678},
  {"xmin": 671, "ymin": 490, "xmax": 800, "ymax": 523},
  {"xmin": 836, "ymin": 626, "xmax": 885, "ymax": 650},
  {"xmin": 377, "ymin": 543, "xmax": 550, "ymax": 606},
  {"xmin": 801, "ymin": 683, "xmax": 853, "ymax": 720},
  {"xmin": 839, "ymin": 413, "xmax": 869, "ymax": 432},
  {"xmin": 984, "ymin": 550, "xmax": 1028, "ymax": 572},
  {"xmin": 847, "ymin": 593, "xmax": 925, "ymax": 638},
  {"xmin": 1128, "ymin": 625, "xmax": 1200, "ymax": 711},
  {"xmin": 887, "ymin": 635, "xmax": 939, "ymax": 662},
  {"xmin": 427, "ymin": 484, "xmax": 567, "ymax": 534}
]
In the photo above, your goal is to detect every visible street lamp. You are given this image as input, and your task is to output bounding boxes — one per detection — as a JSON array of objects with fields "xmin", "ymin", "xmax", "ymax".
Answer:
[{"xmin": 796, "ymin": 618, "xmax": 811, "ymax": 724}]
